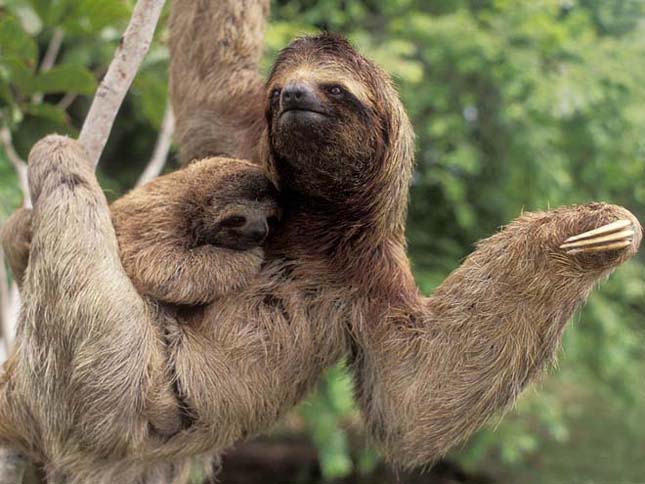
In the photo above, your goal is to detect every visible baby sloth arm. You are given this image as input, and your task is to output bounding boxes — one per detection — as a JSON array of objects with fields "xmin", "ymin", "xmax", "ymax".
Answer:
[{"xmin": 112, "ymin": 157, "xmax": 279, "ymax": 306}]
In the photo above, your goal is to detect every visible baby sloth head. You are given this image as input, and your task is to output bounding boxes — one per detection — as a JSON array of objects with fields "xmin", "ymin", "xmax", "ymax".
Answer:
[
  {"xmin": 192, "ymin": 164, "xmax": 280, "ymax": 251},
  {"xmin": 264, "ymin": 33, "xmax": 414, "ymax": 208}
]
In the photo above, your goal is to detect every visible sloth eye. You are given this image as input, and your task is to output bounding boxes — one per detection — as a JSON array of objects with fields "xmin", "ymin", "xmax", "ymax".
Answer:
[
  {"xmin": 327, "ymin": 85, "xmax": 344, "ymax": 96},
  {"xmin": 220, "ymin": 215, "xmax": 247, "ymax": 228},
  {"xmin": 270, "ymin": 88, "xmax": 281, "ymax": 101}
]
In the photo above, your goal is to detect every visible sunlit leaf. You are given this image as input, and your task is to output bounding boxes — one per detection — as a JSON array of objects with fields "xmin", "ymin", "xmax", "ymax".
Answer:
[
  {"xmin": 0, "ymin": 15, "xmax": 37, "ymax": 67},
  {"xmin": 23, "ymin": 102, "xmax": 67, "ymax": 124},
  {"xmin": 25, "ymin": 64, "xmax": 96, "ymax": 96}
]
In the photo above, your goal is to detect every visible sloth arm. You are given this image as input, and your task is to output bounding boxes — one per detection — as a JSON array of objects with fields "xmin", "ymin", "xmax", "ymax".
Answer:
[
  {"xmin": 168, "ymin": 0, "xmax": 269, "ymax": 164},
  {"xmin": 351, "ymin": 203, "xmax": 642, "ymax": 468},
  {"xmin": 0, "ymin": 136, "xmax": 179, "ymax": 457},
  {"xmin": 116, "ymin": 240, "xmax": 264, "ymax": 306},
  {"xmin": 1, "ymin": 208, "xmax": 32, "ymax": 288},
  {"xmin": 111, "ymin": 171, "xmax": 264, "ymax": 306}
]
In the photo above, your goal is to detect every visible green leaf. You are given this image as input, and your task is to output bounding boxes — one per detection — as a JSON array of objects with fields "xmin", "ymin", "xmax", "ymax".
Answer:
[
  {"xmin": 23, "ymin": 103, "xmax": 67, "ymax": 124},
  {"xmin": 28, "ymin": 0, "xmax": 62, "ymax": 25},
  {"xmin": 62, "ymin": 0, "xmax": 130, "ymax": 35},
  {"xmin": 0, "ymin": 58, "xmax": 36, "ymax": 95},
  {"xmin": 0, "ymin": 145, "xmax": 24, "ymax": 216},
  {"xmin": 25, "ymin": 65, "xmax": 96, "ymax": 96},
  {"xmin": 132, "ymin": 68, "xmax": 168, "ymax": 128},
  {"xmin": 317, "ymin": 429, "xmax": 352, "ymax": 480},
  {"xmin": 357, "ymin": 447, "xmax": 379, "ymax": 476},
  {"xmin": 12, "ymin": 109, "xmax": 76, "ymax": 159},
  {"xmin": 0, "ymin": 16, "xmax": 37, "ymax": 68},
  {"xmin": 0, "ymin": 78, "xmax": 14, "ymax": 107}
]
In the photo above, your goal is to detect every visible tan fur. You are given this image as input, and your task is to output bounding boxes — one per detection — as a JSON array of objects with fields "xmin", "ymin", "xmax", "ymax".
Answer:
[
  {"xmin": 112, "ymin": 157, "xmax": 278, "ymax": 305},
  {"xmin": 3, "ymin": 159, "xmax": 279, "ymax": 306},
  {"xmin": 168, "ymin": 0, "xmax": 269, "ymax": 164},
  {"xmin": 1, "ymin": 208, "xmax": 32, "ymax": 288},
  {"xmin": 0, "ymin": 0, "xmax": 641, "ymax": 482}
]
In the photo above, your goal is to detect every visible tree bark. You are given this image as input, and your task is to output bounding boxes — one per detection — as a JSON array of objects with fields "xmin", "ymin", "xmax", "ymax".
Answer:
[{"xmin": 78, "ymin": 0, "xmax": 165, "ymax": 167}]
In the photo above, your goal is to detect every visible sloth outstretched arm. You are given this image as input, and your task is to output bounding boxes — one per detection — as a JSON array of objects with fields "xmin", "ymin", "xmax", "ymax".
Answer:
[
  {"xmin": 168, "ymin": 0, "xmax": 269, "ymax": 164},
  {"xmin": 352, "ymin": 203, "xmax": 642, "ymax": 468}
]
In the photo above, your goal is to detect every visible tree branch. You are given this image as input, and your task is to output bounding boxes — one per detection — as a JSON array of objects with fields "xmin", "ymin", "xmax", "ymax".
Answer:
[
  {"xmin": 32, "ymin": 28, "xmax": 64, "ymax": 104},
  {"xmin": 0, "ymin": 447, "xmax": 26, "ymax": 484},
  {"xmin": 57, "ymin": 92, "xmax": 77, "ymax": 111},
  {"xmin": 79, "ymin": 0, "xmax": 166, "ymax": 167},
  {"xmin": 136, "ymin": 102, "xmax": 174, "ymax": 186}
]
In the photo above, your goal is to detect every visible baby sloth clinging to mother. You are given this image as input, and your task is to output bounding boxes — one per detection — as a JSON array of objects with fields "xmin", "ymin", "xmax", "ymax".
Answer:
[{"xmin": 111, "ymin": 158, "xmax": 280, "ymax": 305}]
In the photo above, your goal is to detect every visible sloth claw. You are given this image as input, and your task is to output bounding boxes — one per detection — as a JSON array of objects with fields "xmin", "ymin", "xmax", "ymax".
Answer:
[{"xmin": 560, "ymin": 219, "xmax": 635, "ymax": 255}]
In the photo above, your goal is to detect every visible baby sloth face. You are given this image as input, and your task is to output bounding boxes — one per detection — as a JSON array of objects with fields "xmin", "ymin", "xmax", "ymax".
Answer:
[
  {"xmin": 194, "ymin": 169, "xmax": 280, "ymax": 251},
  {"xmin": 208, "ymin": 198, "xmax": 280, "ymax": 251}
]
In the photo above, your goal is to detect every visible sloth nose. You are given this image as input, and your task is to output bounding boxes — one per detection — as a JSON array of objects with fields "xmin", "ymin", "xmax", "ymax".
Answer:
[
  {"xmin": 281, "ymin": 82, "xmax": 319, "ymax": 111},
  {"xmin": 243, "ymin": 220, "xmax": 268, "ymax": 244}
]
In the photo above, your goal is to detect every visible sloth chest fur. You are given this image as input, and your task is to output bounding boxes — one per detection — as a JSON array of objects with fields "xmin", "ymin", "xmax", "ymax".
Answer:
[{"xmin": 169, "ymin": 265, "xmax": 352, "ymax": 452}]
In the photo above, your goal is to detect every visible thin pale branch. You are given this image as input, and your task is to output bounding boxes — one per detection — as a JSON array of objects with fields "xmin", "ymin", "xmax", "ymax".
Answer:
[
  {"xmin": 136, "ymin": 103, "xmax": 174, "ymax": 186},
  {"xmin": 40, "ymin": 28, "xmax": 65, "ymax": 72},
  {"xmin": 32, "ymin": 28, "xmax": 65, "ymax": 104},
  {"xmin": 79, "ymin": 0, "xmax": 166, "ymax": 167},
  {"xmin": 0, "ymin": 447, "xmax": 26, "ymax": 484},
  {"xmin": 57, "ymin": 92, "xmax": 77, "ymax": 111}
]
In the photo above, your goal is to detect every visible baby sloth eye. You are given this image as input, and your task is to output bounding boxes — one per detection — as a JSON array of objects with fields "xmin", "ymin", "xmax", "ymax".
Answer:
[
  {"xmin": 270, "ymin": 88, "xmax": 282, "ymax": 101},
  {"xmin": 220, "ymin": 215, "xmax": 247, "ymax": 228}
]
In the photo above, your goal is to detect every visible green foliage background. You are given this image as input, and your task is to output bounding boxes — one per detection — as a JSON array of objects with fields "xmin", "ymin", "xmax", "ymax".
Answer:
[{"xmin": 1, "ymin": 0, "xmax": 644, "ymax": 482}]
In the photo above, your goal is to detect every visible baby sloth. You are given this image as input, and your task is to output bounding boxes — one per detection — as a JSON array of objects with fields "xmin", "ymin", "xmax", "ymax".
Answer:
[{"xmin": 111, "ymin": 157, "xmax": 279, "ymax": 305}]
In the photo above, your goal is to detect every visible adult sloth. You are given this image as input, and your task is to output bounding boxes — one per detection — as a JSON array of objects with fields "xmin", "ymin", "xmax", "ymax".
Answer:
[{"xmin": 0, "ymin": 0, "xmax": 641, "ymax": 482}]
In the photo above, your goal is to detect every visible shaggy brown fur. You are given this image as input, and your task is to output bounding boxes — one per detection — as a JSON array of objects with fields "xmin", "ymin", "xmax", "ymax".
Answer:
[
  {"xmin": 2, "ymin": 158, "xmax": 279, "ymax": 306},
  {"xmin": 0, "ymin": 208, "xmax": 32, "ymax": 288},
  {"xmin": 112, "ymin": 158, "xmax": 279, "ymax": 305},
  {"xmin": 168, "ymin": 0, "xmax": 269, "ymax": 164},
  {"xmin": 0, "ymin": 0, "xmax": 641, "ymax": 482}
]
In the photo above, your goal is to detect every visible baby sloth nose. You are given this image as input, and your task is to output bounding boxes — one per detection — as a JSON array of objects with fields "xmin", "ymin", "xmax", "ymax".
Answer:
[
  {"xmin": 281, "ymin": 82, "xmax": 319, "ymax": 111},
  {"xmin": 242, "ymin": 219, "xmax": 268, "ymax": 244}
]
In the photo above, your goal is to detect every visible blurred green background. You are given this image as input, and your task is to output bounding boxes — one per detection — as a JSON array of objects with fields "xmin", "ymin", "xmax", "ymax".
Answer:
[{"xmin": 1, "ymin": 0, "xmax": 644, "ymax": 482}]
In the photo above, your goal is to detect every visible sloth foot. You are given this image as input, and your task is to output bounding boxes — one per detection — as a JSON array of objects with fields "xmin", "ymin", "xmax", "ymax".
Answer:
[
  {"xmin": 27, "ymin": 135, "xmax": 91, "ymax": 204},
  {"xmin": 560, "ymin": 219, "xmax": 635, "ymax": 255}
]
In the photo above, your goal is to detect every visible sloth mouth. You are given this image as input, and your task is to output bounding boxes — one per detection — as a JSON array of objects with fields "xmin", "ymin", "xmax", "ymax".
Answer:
[{"xmin": 280, "ymin": 108, "xmax": 328, "ymax": 118}]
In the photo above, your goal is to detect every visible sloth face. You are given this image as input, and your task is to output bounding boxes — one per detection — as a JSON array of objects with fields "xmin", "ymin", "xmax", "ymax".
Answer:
[
  {"xmin": 207, "ymin": 199, "xmax": 280, "ymax": 251},
  {"xmin": 191, "ymin": 168, "xmax": 281, "ymax": 251},
  {"xmin": 265, "ymin": 34, "xmax": 393, "ymax": 201}
]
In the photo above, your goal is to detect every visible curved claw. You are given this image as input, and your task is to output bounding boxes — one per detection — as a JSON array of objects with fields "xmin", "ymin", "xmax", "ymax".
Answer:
[{"xmin": 560, "ymin": 219, "xmax": 635, "ymax": 255}]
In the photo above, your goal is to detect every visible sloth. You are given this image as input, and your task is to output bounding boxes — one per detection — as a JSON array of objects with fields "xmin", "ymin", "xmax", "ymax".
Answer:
[
  {"xmin": 0, "ymin": 0, "xmax": 641, "ymax": 482},
  {"xmin": 2, "ymin": 158, "xmax": 280, "ymax": 306},
  {"xmin": 111, "ymin": 157, "xmax": 280, "ymax": 305}
]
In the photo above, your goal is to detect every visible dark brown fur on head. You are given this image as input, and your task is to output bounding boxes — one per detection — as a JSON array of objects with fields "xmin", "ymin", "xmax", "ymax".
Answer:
[
  {"xmin": 262, "ymin": 33, "xmax": 414, "ymax": 242},
  {"xmin": 186, "ymin": 165, "xmax": 279, "ymax": 251}
]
